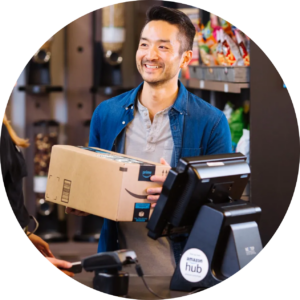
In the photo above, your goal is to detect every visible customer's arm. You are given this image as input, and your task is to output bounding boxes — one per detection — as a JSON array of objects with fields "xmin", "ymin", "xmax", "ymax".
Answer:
[
  {"xmin": 28, "ymin": 233, "xmax": 54, "ymax": 257},
  {"xmin": 46, "ymin": 257, "xmax": 74, "ymax": 277}
]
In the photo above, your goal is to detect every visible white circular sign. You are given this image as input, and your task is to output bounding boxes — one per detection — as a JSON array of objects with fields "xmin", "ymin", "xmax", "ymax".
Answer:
[{"xmin": 179, "ymin": 248, "xmax": 209, "ymax": 283}]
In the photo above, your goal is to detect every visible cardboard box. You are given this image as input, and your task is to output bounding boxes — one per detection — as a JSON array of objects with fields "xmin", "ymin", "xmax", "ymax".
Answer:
[{"xmin": 45, "ymin": 145, "xmax": 171, "ymax": 222}]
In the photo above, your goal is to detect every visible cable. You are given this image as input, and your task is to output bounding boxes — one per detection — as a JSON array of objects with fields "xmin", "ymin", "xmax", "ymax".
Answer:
[
  {"xmin": 133, "ymin": 259, "xmax": 205, "ymax": 298},
  {"xmin": 134, "ymin": 261, "xmax": 166, "ymax": 299},
  {"xmin": 26, "ymin": 215, "xmax": 39, "ymax": 237}
]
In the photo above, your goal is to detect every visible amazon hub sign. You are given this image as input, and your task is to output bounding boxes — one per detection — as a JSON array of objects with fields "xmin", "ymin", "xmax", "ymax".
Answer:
[{"xmin": 45, "ymin": 145, "xmax": 170, "ymax": 221}]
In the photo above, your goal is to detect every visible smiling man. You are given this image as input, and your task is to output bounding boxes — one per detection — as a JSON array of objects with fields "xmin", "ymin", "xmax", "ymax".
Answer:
[{"xmin": 67, "ymin": 6, "xmax": 232, "ymax": 275}]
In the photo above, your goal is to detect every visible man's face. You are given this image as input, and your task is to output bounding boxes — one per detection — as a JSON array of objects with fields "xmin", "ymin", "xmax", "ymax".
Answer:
[{"xmin": 136, "ymin": 20, "xmax": 186, "ymax": 86}]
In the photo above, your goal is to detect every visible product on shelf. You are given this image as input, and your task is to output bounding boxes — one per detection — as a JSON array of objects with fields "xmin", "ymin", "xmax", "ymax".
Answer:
[
  {"xmin": 198, "ymin": 28, "xmax": 213, "ymax": 65},
  {"xmin": 34, "ymin": 132, "xmax": 58, "ymax": 176},
  {"xmin": 219, "ymin": 17, "xmax": 234, "ymax": 38},
  {"xmin": 194, "ymin": 13, "xmax": 250, "ymax": 67},
  {"xmin": 236, "ymin": 129, "xmax": 250, "ymax": 163},
  {"xmin": 221, "ymin": 29, "xmax": 244, "ymax": 66},
  {"xmin": 216, "ymin": 29, "xmax": 226, "ymax": 66},
  {"xmin": 225, "ymin": 104, "xmax": 245, "ymax": 152},
  {"xmin": 202, "ymin": 18, "xmax": 219, "ymax": 65},
  {"xmin": 235, "ymin": 29, "xmax": 250, "ymax": 66},
  {"xmin": 102, "ymin": 2, "xmax": 125, "ymax": 65}
]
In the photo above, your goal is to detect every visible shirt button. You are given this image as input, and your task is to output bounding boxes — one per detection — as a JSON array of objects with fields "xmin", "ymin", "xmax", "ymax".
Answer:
[
  {"xmin": 122, "ymin": 121, "xmax": 125, "ymax": 124},
  {"xmin": 126, "ymin": 107, "xmax": 128, "ymax": 110},
  {"xmin": 144, "ymin": 112, "xmax": 147, "ymax": 116},
  {"xmin": 174, "ymin": 126, "xmax": 176, "ymax": 130},
  {"xmin": 147, "ymin": 125, "xmax": 150, "ymax": 129},
  {"xmin": 131, "ymin": 106, "xmax": 133, "ymax": 109}
]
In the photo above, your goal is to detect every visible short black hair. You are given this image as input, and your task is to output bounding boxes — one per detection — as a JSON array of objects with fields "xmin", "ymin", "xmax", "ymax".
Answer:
[{"xmin": 144, "ymin": 6, "xmax": 196, "ymax": 53}]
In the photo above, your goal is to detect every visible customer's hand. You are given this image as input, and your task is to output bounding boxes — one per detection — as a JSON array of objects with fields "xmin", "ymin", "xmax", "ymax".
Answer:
[
  {"xmin": 65, "ymin": 207, "xmax": 89, "ymax": 216},
  {"xmin": 147, "ymin": 158, "xmax": 170, "ymax": 208},
  {"xmin": 46, "ymin": 257, "xmax": 74, "ymax": 277},
  {"xmin": 28, "ymin": 233, "xmax": 54, "ymax": 257}
]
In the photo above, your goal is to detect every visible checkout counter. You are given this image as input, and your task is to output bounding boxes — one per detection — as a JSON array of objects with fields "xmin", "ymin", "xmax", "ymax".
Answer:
[
  {"xmin": 64, "ymin": 153, "xmax": 263, "ymax": 298},
  {"xmin": 75, "ymin": 272, "xmax": 187, "ymax": 299}
]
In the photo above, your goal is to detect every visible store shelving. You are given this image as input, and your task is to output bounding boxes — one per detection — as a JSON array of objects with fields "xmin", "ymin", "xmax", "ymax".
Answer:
[
  {"xmin": 180, "ymin": 78, "xmax": 249, "ymax": 94},
  {"xmin": 18, "ymin": 85, "xmax": 63, "ymax": 94}
]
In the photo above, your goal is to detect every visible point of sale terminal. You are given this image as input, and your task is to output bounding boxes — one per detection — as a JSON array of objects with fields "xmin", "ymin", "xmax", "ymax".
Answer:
[{"xmin": 79, "ymin": 152, "xmax": 263, "ymax": 297}]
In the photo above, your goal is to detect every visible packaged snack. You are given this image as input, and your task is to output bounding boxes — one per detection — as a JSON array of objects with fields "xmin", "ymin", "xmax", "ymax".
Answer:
[
  {"xmin": 219, "ymin": 17, "xmax": 234, "ymax": 38},
  {"xmin": 221, "ymin": 29, "xmax": 244, "ymax": 66},
  {"xmin": 216, "ymin": 29, "xmax": 226, "ymax": 65},
  {"xmin": 235, "ymin": 29, "xmax": 250, "ymax": 66},
  {"xmin": 199, "ymin": 44, "xmax": 213, "ymax": 66},
  {"xmin": 197, "ymin": 22, "xmax": 217, "ymax": 66}
]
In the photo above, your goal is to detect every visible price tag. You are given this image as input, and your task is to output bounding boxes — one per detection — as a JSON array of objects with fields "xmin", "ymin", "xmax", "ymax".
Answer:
[
  {"xmin": 224, "ymin": 83, "xmax": 229, "ymax": 93},
  {"xmin": 200, "ymin": 80, "xmax": 205, "ymax": 89}
]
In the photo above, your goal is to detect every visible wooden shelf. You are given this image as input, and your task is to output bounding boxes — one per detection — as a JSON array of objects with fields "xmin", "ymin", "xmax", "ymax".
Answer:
[
  {"xmin": 90, "ymin": 86, "xmax": 133, "ymax": 96},
  {"xmin": 18, "ymin": 85, "xmax": 63, "ymax": 94},
  {"xmin": 180, "ymin": 78, "xmax": 249, "ymax": 94}
]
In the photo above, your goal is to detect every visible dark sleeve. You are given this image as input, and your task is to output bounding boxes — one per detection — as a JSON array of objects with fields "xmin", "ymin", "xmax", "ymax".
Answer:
[{"xmin": 0, "ymin": 124, "xmax": 9, "ymax": 183}]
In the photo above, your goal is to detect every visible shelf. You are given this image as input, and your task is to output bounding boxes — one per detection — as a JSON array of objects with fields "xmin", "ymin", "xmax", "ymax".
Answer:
[
  {"xmin": 180, "ymin": 79, "xmax": 249, "ymax": 94},
  {"xmin": 90, "ymin": 86, "xmax": 133, "ymax": 96},
  {"xmin": 18, "ymin": 85, "xmax": 63, "ymax": 94}
]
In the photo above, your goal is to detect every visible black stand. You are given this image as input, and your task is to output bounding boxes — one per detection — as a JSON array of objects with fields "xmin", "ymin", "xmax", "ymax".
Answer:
[
  {"xmin": 170, "ymin": 200, "xmax": 262, "ymax": 291},
  {"xmin": 73, "ymin": 215, "xmax": 103, "ymax": 242},
  {"xmin": 93, "ymin": 271, "xmax": 129, "ymax": 296}
]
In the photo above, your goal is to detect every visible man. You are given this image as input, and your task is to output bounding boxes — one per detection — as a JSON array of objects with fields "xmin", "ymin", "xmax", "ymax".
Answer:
[{"xmin": 67, "ymin": 6, "xmax": 231, "ymax": 275}]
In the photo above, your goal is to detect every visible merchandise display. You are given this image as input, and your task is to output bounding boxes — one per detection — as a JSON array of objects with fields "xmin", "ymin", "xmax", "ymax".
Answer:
[
  {"xmin": 223, "ymin": 101, "xmax": 250, "ymax": 152},
  {"xmin": 198, "ymin": 14, "xmax": 250, "ymax": 67},
  {"xmin": 34, "ymin": 132, "xmax": 56, "ymax": 216},
  {"xmin": 32, "ymin": 37, "xmax": 53, "ymax": 64},
  {"xmin": 33, "ymin": 121, "xmax": 68, "ymax": 242},
  {"xmin": 102, "ymin": 3, "xmax": 125, "ymax": 65},
  {"xmin": 45, "ymin": 146, "xmax": 170, "ymax": 221}
]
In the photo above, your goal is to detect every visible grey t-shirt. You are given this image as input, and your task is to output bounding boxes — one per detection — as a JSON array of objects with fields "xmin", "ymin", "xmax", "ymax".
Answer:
[{"xmin": 120, "ymin": 99, "xmax": 176, "ymax": 276}]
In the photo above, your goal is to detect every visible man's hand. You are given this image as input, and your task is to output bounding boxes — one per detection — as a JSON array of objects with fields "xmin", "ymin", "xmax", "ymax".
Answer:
[
  {"xmin": 28, "ymin": 233, "xmax": 54, "ymax": 257},
  {"xmin": 147, "ymin": 158, "xmax": 170, "ymax": 208},
  {"xmin": 65, "ymin": 207, "xmax": 89, "ymax": 216},
  {"xmin": 46, "ymin": 257, "xmax": 74, "ymax": 277}
]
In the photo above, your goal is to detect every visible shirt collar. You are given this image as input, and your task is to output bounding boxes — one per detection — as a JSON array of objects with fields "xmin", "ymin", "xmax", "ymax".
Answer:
[{"xmin": 123, "ymin": 80, "xmax": 188, "ymax": 115}]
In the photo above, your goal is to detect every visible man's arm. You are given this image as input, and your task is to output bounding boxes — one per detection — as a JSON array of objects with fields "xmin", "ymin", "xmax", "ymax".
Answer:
[{"xmin": 206, "ymin": 112, "xmax": 232, "ymax": 155}]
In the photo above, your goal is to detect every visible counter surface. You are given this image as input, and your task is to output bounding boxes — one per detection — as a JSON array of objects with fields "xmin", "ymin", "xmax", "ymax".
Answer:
[{"xmin": 74, "ymin": 269, "xmax": 200, "ymax": 299}]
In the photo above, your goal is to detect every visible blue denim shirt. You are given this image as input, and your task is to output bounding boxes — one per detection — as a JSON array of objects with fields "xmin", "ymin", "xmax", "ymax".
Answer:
[{"xmin": 89, "ymin": 81, "xmax": 232, "ymax": 254}]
